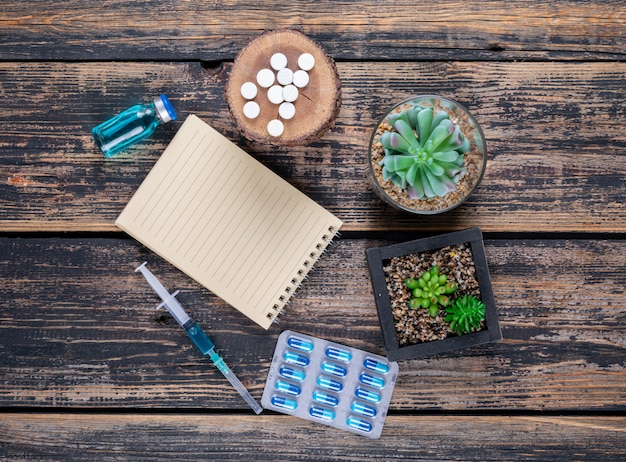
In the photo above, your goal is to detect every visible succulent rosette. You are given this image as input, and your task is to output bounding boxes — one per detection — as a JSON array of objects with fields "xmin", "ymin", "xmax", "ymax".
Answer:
[
  {"xmin": 405, "ymin": 265, "xmax": 457, "ymax": 317},
  {"xmin": 378, "ymin": 102, "xmax": 470, "ymax": 199}
]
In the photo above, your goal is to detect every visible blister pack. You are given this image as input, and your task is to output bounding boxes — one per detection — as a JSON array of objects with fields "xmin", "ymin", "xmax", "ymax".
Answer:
[{"xmin": 261, "ymin": 330, "xmax": 398, "ymax": 439}]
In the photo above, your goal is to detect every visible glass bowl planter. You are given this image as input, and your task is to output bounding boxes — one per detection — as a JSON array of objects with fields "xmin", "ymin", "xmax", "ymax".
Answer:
[
  {"xmin": 369, "ymin": 95, "xmax": 487, "ymax": 215},
  {"xmin": 366, "ymin": 228, "xmax": 501, "ymax": 361}
]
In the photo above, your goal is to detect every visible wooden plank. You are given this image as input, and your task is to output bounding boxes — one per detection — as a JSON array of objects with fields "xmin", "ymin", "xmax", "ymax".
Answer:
[
  {"xmin": 1, "ymin": 61, "xmax": 625, "ymax": 233},
  {"xmin": 0, "ymin": 1, "xmax": 624, "ymax": 61},
  {"xmin": 1, "ymin": 413, "xmax": 625, "ymax": 460},
  {"xmin": 1, "ymin": 237, "xmax": 625, "ymax": 410}
]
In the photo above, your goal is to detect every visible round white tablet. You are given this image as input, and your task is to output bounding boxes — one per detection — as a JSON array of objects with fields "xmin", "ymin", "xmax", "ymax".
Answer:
[
  {"xmin": 240, "ymin": 81, "xmax": 258, "ymax": 100},
  {"xmin": 282, "ymin": 84, "xmax": 299, "ymax": 103},
  {"xmin": 277, "ymin": 67, "xmax": 294, "ymax": 85},
  {"xmin": 278, "ymin": 102, "xmax": 296, "ymax": 120},
  {"xmin": 256, "ymin": 68, "xmax": 275, "ymax": 88},
  {"xmin": 297, "ymin": 53, "xmax": 315, "ymax": 71},
  {"xmin": 270, "ymin": 53, "xmax": 288, "ymax": 71},
  {"xmin": 267, "ymin": 119, "xmax": 285, "ymax": 137},
  {"xmin": 267, "ymin": 85, "xmax": 285, "ymax": 105},
  {"xmin": 243, "ymin": 101, "xmax": 260, "ymax": 119},
  {"xmin": 292, "ymin": 70, "xmax": 309, "ymax": 88}
]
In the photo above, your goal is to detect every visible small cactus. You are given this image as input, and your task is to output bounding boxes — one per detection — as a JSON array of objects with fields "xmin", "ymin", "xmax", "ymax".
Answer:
[
  {"xmin": 444, "ymin": 294, "xmax": 485, "ymax": 335},
  {"xmin": 405, "ymin": 265, "xmax": 456, "ymax": 317},
  {"xmin": 379, "ymin": 102, "xmax": 470, "ymax": 199}
]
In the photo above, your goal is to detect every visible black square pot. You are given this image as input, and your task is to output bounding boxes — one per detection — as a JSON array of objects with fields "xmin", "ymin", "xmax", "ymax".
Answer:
[{"xmin": 366, "ymin": 227, "xmax": 501, "ymax": 361}]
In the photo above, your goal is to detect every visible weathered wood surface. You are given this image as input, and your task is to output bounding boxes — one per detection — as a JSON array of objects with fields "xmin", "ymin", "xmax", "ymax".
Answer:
[
  {"xmin": 0, "ymin": 1, "xmax": 624, "ymax": 61},
  {"xmin": 2, "ymin": 0, "xmax": 625, "ymax": 459},
  {"xmin": 1, "ymin": 61, "xmax": 625, "ymax": 233},
  {"xmin": 2, "ymin": 413, "xmax": 626, "ymax": 461},
  {"xmin": 2, "ymin": 237, "xmax": 625, "ymax": 411}
]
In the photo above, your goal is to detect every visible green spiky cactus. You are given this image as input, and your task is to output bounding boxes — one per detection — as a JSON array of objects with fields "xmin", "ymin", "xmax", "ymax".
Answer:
[
  {"xmin": 444, "ymin": 294, "xmax": 485, "ymax": 335},
  {"xmin": 379, "ymin": 102, "xmax": 470, "ymax": 199}
]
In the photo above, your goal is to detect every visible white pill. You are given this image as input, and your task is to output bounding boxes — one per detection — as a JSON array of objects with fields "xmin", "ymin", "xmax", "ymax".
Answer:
[
  {"xmin": 277, "ymin": 68, "xmax": 294, "ymax": 85},
  {"xmin": 279, "ymin": 102, "xmax": 296, "ymax": 120},
  {"xmin": 267, "ymin": 119, "xmax": 285, "ymax": 137},
  {"xmin": 292, "ymin": 70, "xmax": 309, "ymax": 88},
  {"xmin": 270, "ymin": 53, "xmax": 288, "ymax": 70},
  {"xmin": 243, "ymin": 101, "xmax": 260, "ymax": 119},
  {"xmin": 267, "ymin": 85, "xmax": 285, "ymax": 104},
  {"xmin": 282, "ymin": 84, "xmax": 299, "ymax": 102},
  {"xmin": 298, "ymin": 53, "xmax": 315, "ymax": 71},
  {"xmin": 256, "ymin": 68, "xmax": 275, "ymax": 88},
  {"xmin": 240, "ymin": 81, "xmax": 258, "ymax": 100}
]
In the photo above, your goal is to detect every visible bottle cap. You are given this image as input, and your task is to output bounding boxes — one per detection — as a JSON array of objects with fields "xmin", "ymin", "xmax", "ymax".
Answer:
[{"xmin": 154, "ymin": 94, "xmax": 177, "ymax": 123}]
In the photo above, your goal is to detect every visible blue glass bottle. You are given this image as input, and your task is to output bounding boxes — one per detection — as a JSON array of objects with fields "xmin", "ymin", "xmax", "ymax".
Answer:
[{"xmin": 92, "ymin": 94, "xmax": 176, "ymax": 157}]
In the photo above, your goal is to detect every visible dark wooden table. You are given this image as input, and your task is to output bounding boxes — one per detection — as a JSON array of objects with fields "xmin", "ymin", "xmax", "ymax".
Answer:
[{"xmin": 1, "ymin": 2, "xmax": 625, "ymax": 460}]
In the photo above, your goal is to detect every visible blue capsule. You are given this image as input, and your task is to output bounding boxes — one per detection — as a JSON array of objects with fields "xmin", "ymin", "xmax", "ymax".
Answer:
[
  {"xmin": 346, "ymin": 416, "xmax": 373, "ymax": 433},
  {"xmin": 351, "ymin": 401, "xmax": 377, "ymax": 417},
  {"xmin": 359, "ymin": 372, "xmax": 385, "ymax": 389},
  {"xmin": 312, "ymin": 390, "xmax": 339, "ymax": 407},
  {"xmin": 283, "ymin": 350, "xmax": 309, "ymax": 367},
  {"xmin": 275, "ymin": 380, "xmax": 301, "ymax": 396},
  {"xmin": 309, "ymin": 406, "xmax": 335, "ymax": 421},
  {"xmin": 325, "ymin": 346, "xmax": 352, "ymax": 363},
  {"xmin": 287, "ymin": 336, "xmax": 314, "ymax": 353},
  {"xmin": 278, "ymin": 366, "xmax": 306, "ymax": 382},
  {"xmin": 271, "ymin": 395, "xmax": 297, "ymax": 410},
  {"xmin": 363, "ymin": 357, "xmax": 390, "ymax": 374},
  {"xmin": 355, "ymin": 387, "xmax": 381, "ymax": 403},
  {"xmin": 316, "ymin": 376, "xmax": 343, "ymax": 392},
  {"xmin": 321, "ymin": 361, "xmax": 347, "ymax": 377}
]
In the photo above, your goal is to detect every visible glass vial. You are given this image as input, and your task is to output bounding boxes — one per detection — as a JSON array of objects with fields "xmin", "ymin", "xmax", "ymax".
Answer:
[{"xmin": 92, "ymin": 94, "xmax": 177, "ymax": 157}]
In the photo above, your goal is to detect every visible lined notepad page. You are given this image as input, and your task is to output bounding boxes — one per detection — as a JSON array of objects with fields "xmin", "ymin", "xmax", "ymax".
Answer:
[{"xmin": 116, "ymin": 115, "xmax": 342, "ymax": 329}]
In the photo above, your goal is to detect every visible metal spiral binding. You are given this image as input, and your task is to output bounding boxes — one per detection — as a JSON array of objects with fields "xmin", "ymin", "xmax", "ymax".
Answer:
[{"xmin": 267, "ymin": 225, "xmax": 340, "ymax": 324}]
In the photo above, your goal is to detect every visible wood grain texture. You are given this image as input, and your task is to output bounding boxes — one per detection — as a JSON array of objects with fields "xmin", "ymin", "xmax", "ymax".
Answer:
[
  {"xmin": 0, "ymin": 1, "xmax": 624, "ymax": 61},
  {"xmin": 2, "ymin": 1, "xmax": 625, "ymax": 457},
  {"xmin": 1, "ymin": 413, "xmax": 626, "ymax": 461},
  {"xmin": 1, "ymin": 237, "xmax": 625, "ymax": 411},
  {"xmin": 1, "ymin": 61, "xmax": 624, "ymax": 233},
  {"xmin": 225, "ymin": 29, "xmax": 341, "ymax": 145}
]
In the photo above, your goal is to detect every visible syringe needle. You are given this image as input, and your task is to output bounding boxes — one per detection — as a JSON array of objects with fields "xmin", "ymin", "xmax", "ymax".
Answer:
[
  {"xmin": 135, "ymin": 262, "xmax": 263, "ymax": 414},
  {"xmin": 207, "ymin": 348, "xmax": 263, "ymax": 414}
]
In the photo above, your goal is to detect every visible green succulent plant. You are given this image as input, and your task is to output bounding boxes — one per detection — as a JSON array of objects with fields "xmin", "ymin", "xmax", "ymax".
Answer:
[
  {"xmin": 378, "ymin": 102, "xmax": 470, "ymax": 199},
  {"xmin": 405, "ymin": 265, "xmax": 456, "ymax": 317},
  {"xmin": 444, "ymin": 294, "xmax": 486, "ymax": 336}
]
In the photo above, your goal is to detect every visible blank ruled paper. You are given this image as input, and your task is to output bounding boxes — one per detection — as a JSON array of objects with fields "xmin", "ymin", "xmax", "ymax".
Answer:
[{"xmin": 116, "ymin": 115, "xmax": 343, "ymax": 329}]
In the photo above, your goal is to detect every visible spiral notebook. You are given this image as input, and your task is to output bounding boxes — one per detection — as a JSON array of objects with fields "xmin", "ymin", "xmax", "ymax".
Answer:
[{"xmin": 116, "ymin": 114, "xmax": 342, "ymax": 329}]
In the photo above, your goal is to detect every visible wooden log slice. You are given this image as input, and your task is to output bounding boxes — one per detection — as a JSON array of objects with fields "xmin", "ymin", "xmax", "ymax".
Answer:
[{"xmin": 225, "ymin": 29, "xmax": 341, "ymax": 146}]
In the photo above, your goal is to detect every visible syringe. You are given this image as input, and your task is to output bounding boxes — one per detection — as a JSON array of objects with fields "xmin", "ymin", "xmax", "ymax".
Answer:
[{"xmin": 135, "ymin": 262, "xmax": 263, "ymax": 414}]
